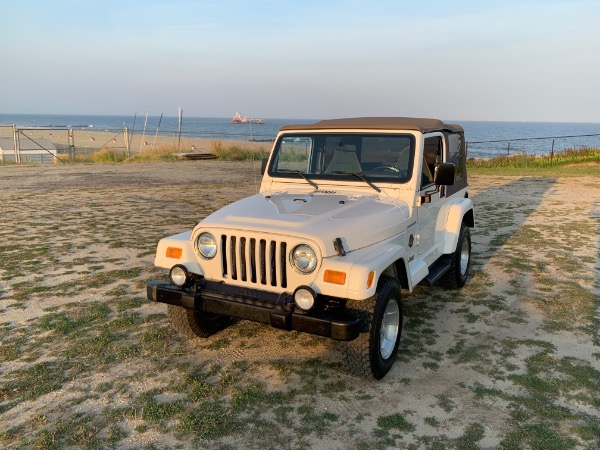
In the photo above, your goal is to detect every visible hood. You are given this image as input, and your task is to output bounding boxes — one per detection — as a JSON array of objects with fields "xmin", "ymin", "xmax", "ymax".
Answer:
[{"xmin": 199, "ymin": 191, "xmax": 409, "ymax": 256}]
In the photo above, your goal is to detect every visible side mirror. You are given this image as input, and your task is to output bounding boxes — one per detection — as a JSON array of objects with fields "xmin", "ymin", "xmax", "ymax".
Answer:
[
  {"xmin": 434, "ymin": 163, "xmax": 455, "ymax": 186},
  {"xmin": 260, "ymin": 158, "xmax": 269, "ymax": 175}
]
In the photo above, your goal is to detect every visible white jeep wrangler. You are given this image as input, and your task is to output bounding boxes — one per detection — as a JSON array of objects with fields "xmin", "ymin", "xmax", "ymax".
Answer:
[{"xmin": 147, "ymin": 117, "xmax": 474, "ymax": 379}]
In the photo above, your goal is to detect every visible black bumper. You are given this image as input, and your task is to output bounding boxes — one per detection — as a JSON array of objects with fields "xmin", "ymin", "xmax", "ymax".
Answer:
[{"xmin": 147, "ymin": 279, "xmax": 361, "ymax": 341}]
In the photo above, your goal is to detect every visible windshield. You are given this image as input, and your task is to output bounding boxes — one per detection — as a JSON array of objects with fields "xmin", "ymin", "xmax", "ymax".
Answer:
[{"xmin": 269, "ymin": 133, "xmax": 414, "ymax": 183}]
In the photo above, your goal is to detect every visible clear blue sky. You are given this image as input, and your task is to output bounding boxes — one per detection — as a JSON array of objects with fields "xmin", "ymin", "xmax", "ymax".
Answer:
[{"xmin": 1, "ymin": 0, "xmax": 599, "ymax": 121}]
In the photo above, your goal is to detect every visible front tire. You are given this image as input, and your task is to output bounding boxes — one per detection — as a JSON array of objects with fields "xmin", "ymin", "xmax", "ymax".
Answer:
[
  {"xmin": 341, "ymin": 276, "xmax": 403, "ymax": 379},
  {"xmin": 439, "ymin": 224, "xmax": 471, "ymax": 289},
  {"xmin": 167, "ymin": 304, "xmax": 229, "ymax": 339}
]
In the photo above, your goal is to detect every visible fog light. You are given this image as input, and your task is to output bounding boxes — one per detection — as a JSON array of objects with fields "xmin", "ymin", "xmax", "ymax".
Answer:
[
  {"xmin": 170, "ymin": 265, "xmax": 189, "ymax": 287},
  {"xmin": 294, "ymin": 286, "xmax": 316, "ymax": 311}
]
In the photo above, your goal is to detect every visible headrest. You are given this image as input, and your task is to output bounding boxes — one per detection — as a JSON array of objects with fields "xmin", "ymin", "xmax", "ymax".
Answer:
[{"xmin": 337, "ymin": 145, "xmax": 357, "ymax": 152}]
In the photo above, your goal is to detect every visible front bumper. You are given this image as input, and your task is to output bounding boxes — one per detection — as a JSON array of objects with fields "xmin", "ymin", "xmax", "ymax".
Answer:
[{"xmin": 147, "ymin": 279, "xmax": 361, "ymax": 341}]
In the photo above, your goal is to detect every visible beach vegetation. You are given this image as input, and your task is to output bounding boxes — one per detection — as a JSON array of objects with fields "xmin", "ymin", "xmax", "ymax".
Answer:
[
  {"xmin": 125, "ymin": 145, "xmax": 180, "ymax": 162},
  {"xmin": 76, "ymin": 140, "xmax": 271, "ymax": 163},
  {"xmin": 210, "ymin": 140, "xmax": 269, "ymax": 161},
  {"xmin": 88, "ymin": 148, "xmax": 128, "ymax": 163},
  {"xmin": 468, "ymin": 146, "xmax": 600, "ymax": 174}
]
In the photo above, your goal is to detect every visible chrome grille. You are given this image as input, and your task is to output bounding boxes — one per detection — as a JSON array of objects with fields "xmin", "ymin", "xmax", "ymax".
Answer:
[{"xmin": 221, "ymin": 234, "xmax": 287, "ymax": 288}]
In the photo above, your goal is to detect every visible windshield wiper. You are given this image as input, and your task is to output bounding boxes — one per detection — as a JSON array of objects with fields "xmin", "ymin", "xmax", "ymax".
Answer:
[
  {"xmin": 277, "ymin": 169, "xmax": 319, "ymax": 190},
  {"xmin": 333, "ymin": 171, "xmax": 381, "ymax": 193}
]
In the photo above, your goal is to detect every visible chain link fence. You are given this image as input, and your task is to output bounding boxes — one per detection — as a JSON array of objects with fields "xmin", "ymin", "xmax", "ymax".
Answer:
[
  {"xmin": 0, "ymin": 124, "xmax": 271, "ymax": 164},
  {"xmin": 0, "ymin": 125, "xmax": 133, "ymax": 164},
  {"xmin": 466, "ymin": 133, "xmax": 600, "ymax": 160}
]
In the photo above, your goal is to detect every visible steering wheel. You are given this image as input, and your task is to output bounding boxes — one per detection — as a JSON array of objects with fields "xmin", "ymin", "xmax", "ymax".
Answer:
[{"xmin": 372, "ymin": 165, "xmax": 400, "ymax": 173}]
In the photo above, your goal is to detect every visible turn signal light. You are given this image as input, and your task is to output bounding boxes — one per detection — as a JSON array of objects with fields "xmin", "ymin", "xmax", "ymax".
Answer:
[
  {"xmin": 367, "ymin": 271, "xmax": 375, "ymax": 288},
  {"xmin": 324, "ymin": 270, "xmax": 346, "ymax": 285},
  {"xmin": 166, "ymin": 247, "xmax": 183, "ymax": 259}
]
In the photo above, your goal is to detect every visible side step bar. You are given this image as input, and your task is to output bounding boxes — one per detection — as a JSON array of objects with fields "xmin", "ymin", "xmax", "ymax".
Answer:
[{"xmin": 419, "ymin": 256, "xmax": 451, "ymax": 287}]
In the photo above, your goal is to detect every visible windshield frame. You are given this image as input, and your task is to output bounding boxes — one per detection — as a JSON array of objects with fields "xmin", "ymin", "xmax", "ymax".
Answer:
[{"xmin": 267, "ymin": 132, "xmax": 415, "ymax": 185}]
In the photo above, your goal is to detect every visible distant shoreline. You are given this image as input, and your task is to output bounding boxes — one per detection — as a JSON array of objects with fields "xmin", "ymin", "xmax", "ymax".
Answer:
[{"xmin": 3, "ymin": 114, "xmax": 600, "ymax": 159}]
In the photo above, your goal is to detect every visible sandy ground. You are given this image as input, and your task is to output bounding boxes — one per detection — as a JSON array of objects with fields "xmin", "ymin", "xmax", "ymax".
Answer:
[
  {"xmin": 0, "ymin": 128, "xmax": 270, "ymax": 156},
  {"xmin": 0, "ymin": 161, "xmax": 599, "ymax": 449}
]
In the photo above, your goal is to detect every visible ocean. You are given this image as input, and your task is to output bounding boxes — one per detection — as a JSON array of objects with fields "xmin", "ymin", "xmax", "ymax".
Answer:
[{"xmin": 1, "ymin": 113, "xmax": 599, "ymax": 159}]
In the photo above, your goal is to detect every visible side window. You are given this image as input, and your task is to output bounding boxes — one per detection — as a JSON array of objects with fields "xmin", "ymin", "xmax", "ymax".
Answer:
[
  {"xmin": 422, "ymin": 136, "xmax": 441, "ymax": 189},
  {"xmin": 446, "ymin": 133, "xmax": 465, "ymax": 180}
]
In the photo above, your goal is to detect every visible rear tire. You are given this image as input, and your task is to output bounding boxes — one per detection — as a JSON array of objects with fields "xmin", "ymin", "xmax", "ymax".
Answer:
[
  {"xmin": 439, "ymin": 224, "xmax": 471, "ymax": 289},
  {"xmin": 341, "ymin": 276, "xmax": 403, "ymax": 379},
  {"xmin": 167, "ymin": 304, "xmax": 229, "ymax": 339}
]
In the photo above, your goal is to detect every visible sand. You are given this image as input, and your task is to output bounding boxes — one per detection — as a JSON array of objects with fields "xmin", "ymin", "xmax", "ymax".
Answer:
[{"xmin": 0, "ymin": 161, "xmax": 599, "ymax": 448}]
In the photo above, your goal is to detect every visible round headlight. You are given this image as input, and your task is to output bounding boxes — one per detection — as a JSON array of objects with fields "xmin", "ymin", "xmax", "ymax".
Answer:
[
  {"xmin": 195, "ymin": 232, "xmax": 217, "ymax": 259},
  {"xmin": 170, "ymin": 265, "xmax": 189, "ymax": 287},
  {"xmin": 290, "ymin": 244, "xmax": 318, "ymax": 274}
]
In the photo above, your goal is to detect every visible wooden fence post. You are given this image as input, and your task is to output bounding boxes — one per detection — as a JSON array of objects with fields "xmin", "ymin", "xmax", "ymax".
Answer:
[
  {"xmin": 68, "ymin": 128, "xmax": 75, "ymax": 162},
  {"xmin": 124, "ymin": 127, "xmax": 130, "ymax": 157},
  {"xmin": 13, "ymin": 125, "xmax": 20, "ymax": 164}
]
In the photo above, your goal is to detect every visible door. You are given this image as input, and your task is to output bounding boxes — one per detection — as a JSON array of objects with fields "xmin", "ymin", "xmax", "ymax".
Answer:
[{"xmin": 416, "ymin": 135, "xmax": 444, "ymax": 263}]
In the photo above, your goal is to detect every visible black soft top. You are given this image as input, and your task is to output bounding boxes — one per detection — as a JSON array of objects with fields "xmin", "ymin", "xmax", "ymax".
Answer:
[{"xmin": 280, "ymin": 117, "xmax": 463, "ymax": 134}]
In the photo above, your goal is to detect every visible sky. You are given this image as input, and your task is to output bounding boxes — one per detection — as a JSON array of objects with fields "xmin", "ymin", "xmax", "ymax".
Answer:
[{"xmin": 1, "ymin": 0, "xmax": 599, "ymax": 122}]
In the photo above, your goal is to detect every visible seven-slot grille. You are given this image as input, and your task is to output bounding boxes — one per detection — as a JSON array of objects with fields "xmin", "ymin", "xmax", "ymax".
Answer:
[{"xmin": 220, "ymin": 234, "xmax": 288, "ymax": 288}]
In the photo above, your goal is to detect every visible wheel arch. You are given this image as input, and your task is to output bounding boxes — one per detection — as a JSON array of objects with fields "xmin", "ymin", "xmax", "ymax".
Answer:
[
  {"xmin": 463, "ymin": 208, "xmax": 475, "ymax": 228},
  {"xmin": 440, "ymin": 199, "xmax": 474, "ymax": 254},
  {"xmin": 381, "ymin": 258, "xmax": 410, "ymax": 290},
  {"xmin": 340, "ymin": 239, "xmax": 408, "ymax": 300}
]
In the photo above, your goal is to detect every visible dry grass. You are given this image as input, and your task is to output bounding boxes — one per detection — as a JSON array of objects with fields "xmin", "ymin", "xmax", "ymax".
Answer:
[
  {"xmin": 71, "ymin": 140, "xmax": 270, "ymax": 163},
  {"xmin": 126, "ymin": 145, "xmax": 180, "ymax": 163},
  {"xmin": 210, "ymin": 140, "xmax": 269, "ymax": 161},
  {"xmin": 468, "ymin": 146, "xmax": 600, "ymax": 169}
]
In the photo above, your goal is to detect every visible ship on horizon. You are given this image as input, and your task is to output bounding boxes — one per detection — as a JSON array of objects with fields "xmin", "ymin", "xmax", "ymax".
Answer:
[{"xmin": 231, "ymin": 112, "xmax": 264, "ymax": 124}]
